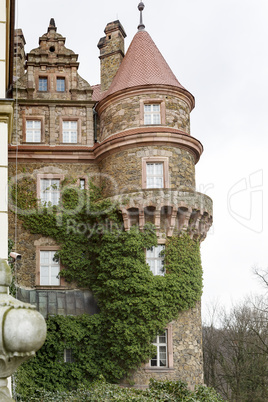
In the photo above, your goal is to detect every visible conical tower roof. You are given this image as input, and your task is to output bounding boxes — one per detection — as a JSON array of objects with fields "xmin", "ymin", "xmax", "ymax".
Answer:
[{"xmin": 102, "ymin": 29, "xmax": 191, "ymax": 100}]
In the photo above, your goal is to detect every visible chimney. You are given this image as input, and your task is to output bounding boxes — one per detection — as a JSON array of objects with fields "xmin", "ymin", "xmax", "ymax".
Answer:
[
  {"xmin": 13, "ymin": 29, "xmax": 26, "ymax": 82},
  {"xmin": 98, "ymin": 20, "xmax": 126, "ymax": 92}
]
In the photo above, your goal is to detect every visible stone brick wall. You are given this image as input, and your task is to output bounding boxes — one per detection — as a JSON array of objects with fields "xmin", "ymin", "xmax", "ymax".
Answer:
[
  {"xmin": 121, "ymin": 302, "xmax": 203, "ymax": 390},
  {"xmin": 12, "ymin": 104, "xmax": 94, "ymax": 146},
  {"xmin": 99, "ymin": 145, "xmax": 196, "ymax": 198},
  {"xmin": 98, "ymin": 93, "xmax": 191, "ymax": 141},
  {"xmin": 8, "ymin": 161, "xmax": 99, "ymax": 288},
  {"xmin": 98, "ymin": 21, "xmax": 126, "ymax": 92}
]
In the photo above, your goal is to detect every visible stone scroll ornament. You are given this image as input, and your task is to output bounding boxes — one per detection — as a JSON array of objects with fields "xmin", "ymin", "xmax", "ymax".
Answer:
[{"xmin": 0, "ymin": 260, "xmax": 47, "ymax": 401}]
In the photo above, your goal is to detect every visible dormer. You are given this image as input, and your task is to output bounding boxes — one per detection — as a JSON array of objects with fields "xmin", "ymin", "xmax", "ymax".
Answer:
[{"xmin": 16, "ymin": 19, "xmax": 92, "ymax": 101}]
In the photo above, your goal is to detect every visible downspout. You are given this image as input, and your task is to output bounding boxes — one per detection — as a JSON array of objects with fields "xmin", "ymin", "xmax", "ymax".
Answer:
[{"xmin": 93, "ymin": 103, "xmax": 98, "ymax": 143}]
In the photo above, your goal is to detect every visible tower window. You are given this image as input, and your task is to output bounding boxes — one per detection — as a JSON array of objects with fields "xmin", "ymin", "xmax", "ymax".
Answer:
[
  {"xmin": 146, "ymin": 245, "xmax": 165, "ymax": 276},
  {"xmin": 39, "ymin": 77, "xmax": 48, "ymax": 91},
  {"xmin": 64, "ymin": 348, "xmax": 75, "ymax": 363},
  {"xmin": 150, "ymin": 331, "xmax": 168, "ymax": 367},
  {"xmin": 62, "ymin": 121, "xmax": 78, "ymax": 143},
  {"xmin": 146, "ymin": 162, "xmax": 164, "ymax": 188},
  {"xmin": 40, "ymin": 250, "xmax": 60, "ymax": 286},
  {"xmin": 144, "ymin": 104, "xmax": 161, "ymax": 125},
  {"xmin": 57, "ymin": 77, "xmax": 65, "ymax": 92},
  {"xmin": 26, "ymin": 120, "xmax": 41, "ymax": 142}
]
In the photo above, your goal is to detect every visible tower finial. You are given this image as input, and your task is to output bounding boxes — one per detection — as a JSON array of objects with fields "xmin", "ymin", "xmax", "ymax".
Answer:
[
  {"xmin": 49, "ymin": 18, "xmax": 56, "ymax": 28},
  {"xmin": 137, "ymin": 2, "xmax": 145, "ymax": 31},
  {"xmin": 48, "ymin": 18, "xmax": 57, "ymax": 33}
]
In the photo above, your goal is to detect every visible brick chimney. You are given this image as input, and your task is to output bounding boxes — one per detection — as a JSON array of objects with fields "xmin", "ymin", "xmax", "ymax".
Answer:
[
  {"xmin": 98, "ymin": 20, "xmax": 126, "ymax": 92},
  {"xmin": 13, "ymin": 29, "xmax": 26, "ymax": 81}
]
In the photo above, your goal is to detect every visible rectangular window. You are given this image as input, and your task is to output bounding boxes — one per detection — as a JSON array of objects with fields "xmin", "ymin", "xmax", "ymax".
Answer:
[
  {"xmin": 26, "ymin": 120, "xmax": 41, "ymax": 142},
  {"xmin": 57, "ymin": 77, "xmax": 65, "ymax": 92},
  {"xmin": 62, "ymin": 121, "xmax": 78, "ymax": 143},
  {"xmin": 79, "ymin": 179, "xmax": 86, "ymax": 189},
  {"xmin": 146, "ymin": 162, "xmax": 164, "ymax": 188},
  {"xmin": 146, "ymin": 245, "xmax": 165, "ymax": 276},
  {"xmin": 40, "ymin": 178, "xmax": 60, "ymax": 206},
  {"xmin": 144, "ymin": 104, "xmax": 161, "ymax": 125},
  {"xmin": 40, "ymin": 250, "xmax": 60, "ymax": 286},
  {"xmin": 39, "ymin": 77, "xmax": 48, "ymax": 91},
  {"xmin": 150, "ymin": 331, "xmax": 167, "ymax": 367},
  {"xmin": 64, "ymin": 348, "xmax": 74, "ymax": 363}
]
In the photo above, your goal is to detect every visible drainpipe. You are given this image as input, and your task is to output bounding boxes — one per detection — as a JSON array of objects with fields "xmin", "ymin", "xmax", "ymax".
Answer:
[{"xmin": 93, "ymin": 103, "xmax": 98, "ymax": 143}]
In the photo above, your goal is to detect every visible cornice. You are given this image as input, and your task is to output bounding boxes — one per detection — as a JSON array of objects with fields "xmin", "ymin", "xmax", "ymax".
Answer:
[
  {"xmin": 15, "ymin": 99, "xmax": 95, "ymax": 107},
  {"xmin": 94, "ymin": 128, "xmax": 203, "ymax": 164},
  {"xmin": 8, "ymin": 127, "xmax": 203, "ymax": 164},
  {"xmin": 96, "ymin": 85, "xmax": 195, "ymax": 114}
]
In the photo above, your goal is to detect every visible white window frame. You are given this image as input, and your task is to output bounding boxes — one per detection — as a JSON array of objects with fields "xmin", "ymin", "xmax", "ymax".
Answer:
[
  {"xmin": 26, "ymin": 120, "xmax": 41, "ymax": 142},
  {"xmin": 57, "ymin": 77, "xmax": 65, "ymax": 92},
  {"xmin": 146, "ymin": 162, "xmax": 164, "ymax": 189},
  {"xmin": 142, "ymin": 157, "xmax": 169, "ymax": 190},
  {"xmin": 146, "ymin": 245, "xmax": 165, "ymax": 276},
  {"xmin": 144, "ymin": 104, "xmax": 161, "ymax": 125},
  {"xmin": 150, "ymin": 331, "xmax": 168, "ymax": 368},
  {"xmin": 40, "ymin": 178, "xmax": 60, "ymax": 206},
  {"xmin": 79, "ymin": 178, "xmax": 86, "ymax": 189},
  {"xmin": 40, "ymin": 250, "xmax": 60, "ymax": 286},
  {"xmin": 62, "ymin": 120, "xmax": 78, "ymax": 143}
]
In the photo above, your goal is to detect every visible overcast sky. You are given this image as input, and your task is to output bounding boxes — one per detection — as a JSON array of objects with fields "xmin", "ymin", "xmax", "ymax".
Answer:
[{"xmin": 16, "ymin": 0, "xmax": 268, "ymax": 319}]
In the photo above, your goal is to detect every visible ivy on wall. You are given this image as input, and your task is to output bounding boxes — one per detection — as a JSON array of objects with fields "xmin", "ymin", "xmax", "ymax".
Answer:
[{"xmin": 12, "ymin": 180, "xmax": 203, "ymax": 398}]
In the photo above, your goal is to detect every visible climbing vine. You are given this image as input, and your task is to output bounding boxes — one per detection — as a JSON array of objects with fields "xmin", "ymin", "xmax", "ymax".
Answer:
[{"xmin": 12, "ymin": 179, "xmax": 203, "ymax": 398}]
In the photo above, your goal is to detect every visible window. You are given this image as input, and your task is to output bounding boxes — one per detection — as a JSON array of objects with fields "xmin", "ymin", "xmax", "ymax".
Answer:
[
  {"xmin": 40, "ymin": 250, "xmax": 60, "ymax": 286},
  {"xmin": 142, "ymin": 157, "xmax": 169, "ymax": 190},
  {"xmin": 150, "ymin": 331, "xmax": 168, "ymax": 367},
  {"xmin": 146, "ymin": 245, "xmax": 165, "ymax": 276},
  {"xmin": 39, "ymin": 77, "xmax": 48, "ymax": 91},
  {"xmin": 62, "ymin": 121, "xmax": 77, "ymax": 143},
  {"xmin": 26, "ymin": 120, "xmax": 41, "ymax": 142},
  {"xmin": 144, "ymin": 104, "xmax": 161, "ymax": 125},
  {"xmin": 64, "ymin": 348, "xmax": 75, "ymax": 363},
  {"xmin": 57, "ymin": 77, "xmax": 65, "ymax": 92},
  {"xmin": 79, "ymin": 179, "xmax": 86, "ymax": 189},
  {"xmin": 146, "ymin": 162, "xmax": 164, "ymax": 189},
  {"xmin": 40, "ymin": 178, "xmax": 60, "ymax": 206}
]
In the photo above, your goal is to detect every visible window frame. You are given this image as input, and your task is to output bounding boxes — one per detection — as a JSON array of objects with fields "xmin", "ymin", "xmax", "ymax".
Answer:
[
  {"xmin": 37, "ymin": 174, "xmax": 64, "ymax": 207},
  {"xmin": 140, "ymin": 99, "xmax": 165, "ymax": 126},
  {"xmin": 77, "ymin": 177, "xmax": 88, "ymax": 190},
  {"xmin": 23, "ymin": 116, "xmax": 45, "ymax": 143},
  {"xmin": 60, "ymin": 117, "xmax": 81, "ymax": 144},
  {"xmin": 142, "ymin": 157, "xmax": 169, "ymax": 189},
  {"xmin": 64, "ymin": 348, "xmax": 75, "ymax": 363},
  {"xmin": 145, "ymin": 324, "xmax": 173, "ymax": 371},
  {"xmin": 56, "ymin": 77, "xmax": 66, "ymax": 92},
  {"xmin": 38, "ymin": 76, "xmax": 48, "ymax": 92},
  {"xmin": 146, "ymin": 244, "xmax": 165, "ymax": 276},
  {"xmin": 35, "ymin": 245, "xmax": 65, "ymax": 287}
]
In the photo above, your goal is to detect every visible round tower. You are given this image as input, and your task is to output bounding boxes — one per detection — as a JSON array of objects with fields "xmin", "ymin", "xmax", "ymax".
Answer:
[{"xmin": 94, "ymin": 2, "xmax": 213, "ymax": 389}]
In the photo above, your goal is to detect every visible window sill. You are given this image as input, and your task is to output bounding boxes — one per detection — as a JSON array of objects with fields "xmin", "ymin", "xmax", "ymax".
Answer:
[
  {"xmin": 60, "ymin": 142, "xmax": 79, "ymax": 145},
  {"xmin": 142, "ymin": 124, "xmax": 163, "ymax": 127},
  {"xmin": 144, "ymin": 368, "xmax": 175, "ymax": 373},
  {"xmin": 22, "ymin": 142, "xmax": 45, "ymax": 145},
  {"xmin": 35, "ymin": 285, "xmax": 67, "ymax": 290}
]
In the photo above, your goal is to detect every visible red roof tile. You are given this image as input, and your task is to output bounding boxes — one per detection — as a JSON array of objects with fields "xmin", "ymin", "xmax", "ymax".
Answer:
[{"xmin": 103, "ymin": 30, "xmax": 186, "ymax": 98}]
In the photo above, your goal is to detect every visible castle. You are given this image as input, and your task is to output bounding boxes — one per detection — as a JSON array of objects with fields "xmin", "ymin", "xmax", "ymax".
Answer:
[{"xmin": 9, "ymin": 3, "xmax": 213, "ymax": 390}]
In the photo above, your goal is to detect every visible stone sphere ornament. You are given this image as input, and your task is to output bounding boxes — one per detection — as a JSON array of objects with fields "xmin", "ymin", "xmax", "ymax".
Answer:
[{"xmin": 0, "ymin": 259, "xmax": 47, "ymax": 401}]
